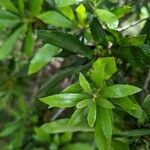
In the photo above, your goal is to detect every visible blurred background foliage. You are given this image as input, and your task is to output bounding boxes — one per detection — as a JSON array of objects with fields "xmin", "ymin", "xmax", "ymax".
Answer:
[{"xmin": 0, "ymin": 0, "xmax": 150, "ymax": 149}]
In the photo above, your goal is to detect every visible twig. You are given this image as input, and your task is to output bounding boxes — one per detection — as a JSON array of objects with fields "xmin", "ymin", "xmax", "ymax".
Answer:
[
  {"xmin": 51, "ymin": 108, "xmax": 65, "ymax": 121},
  {"xmin": 118, "ymin": 17, "xmax": 149, "ymax": 32},
  {"xmin": 143, "ymin": 69, "xmax": 150, "ymax": 94}
]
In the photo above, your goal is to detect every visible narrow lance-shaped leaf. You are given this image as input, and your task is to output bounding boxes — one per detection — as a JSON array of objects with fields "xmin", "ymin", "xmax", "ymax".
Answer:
[
  {"xmin": 28, "ymin": 44, "xmax": 59, "ymax": 75},
  {"xmin": 17, "ymin": 0, "xmax": 24, "ymax": 14},
  {"xmin": 76, "ymin": 99, "xmax": 90, "ymax": 109},
  {"xmin": 142, "ymin": 95, "xmax": 150, "ymax": 115},
  {"xmin": 68, "ymin": 109, "xmax": 84, "ymax": 127},
  {"xmin": 87, "ymin": 102, "xmax": 97, "ymax": 127},
  {"xmin": 37, "ymin": 11, "xmax": 73, "ymax": 28},
  {"xmin": 38, "ymin": 30, "xmax": 92, "ymax": 58},
  {"xmin": 102, "ymin": 84, "xmax": 142, "ymax": 98},
  {"xmin": 29, "ymin": 0, "xmax": 43, "ymax": 16},
  {"xmin": 98, "ymin": 98, "xmax": 115, "ymax": 109},
  {"xmin": 39, "ymin": 93, "xmax": 90, "ymax": 108},
  {"xmin": 0, "ymin": 25, "xmax": 23, "ymax": 60},
  {"xmin": 79, "ymin": 73, "xmax": 92, "ymax": 94}
]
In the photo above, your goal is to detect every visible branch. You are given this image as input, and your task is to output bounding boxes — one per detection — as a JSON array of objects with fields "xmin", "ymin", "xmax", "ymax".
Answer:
[{"xmin": 143, "ymin": 69, "xmax": 150, "ymax": 94}]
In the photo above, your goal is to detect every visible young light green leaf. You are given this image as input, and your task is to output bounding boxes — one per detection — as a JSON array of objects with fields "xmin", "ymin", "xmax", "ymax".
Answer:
[
  {"xmin": 37, "ymin": 11, "xmax": 73, "ymax": 28},
  {"xmin": 22, "ymin": 26, "xmax": 35, "ymax": 57},
  {"xmin": 94, "ymin": 106, "xmax": 109, "ymax": 150},
  {"xmin": 39, "ymin": 93, "xmax": 90, "ymax": 108},
  {"xmin": 87, "ymin": 102, "xmax": 97, "ymax": 127},
  {"xmin": 102, "ymin": 84, "xmax": 142, "ymax": 98},
  {"xmin": 0, "ymin": 26, "xmax": 23, "ymax": 60},
  {"xmin": 98, "ymin": 98, "xmax": 115, "ymax": 109},
  {"xmin": 76, "ymin": 4, "xmax": 87, "ymax": 27},
  {"xmin": 17, "ymin": 0, "xmax": 24, "ymax": 14},
  {"xmin": 96, "ymin": 9, "xmax": 119, "ymax": 29},
  {"xmin": 68, "ymin": 109, "xmax": 83, "ymax": 127},
  {"xmin": 91, "ymin": 57, "xmax": 117, "ymax": 87},
  {"xmin": 29, "ymin": 0, "xmax": 43, "ymax": 16},
  {"xmin": 28, "ymin": 44, "xmax": 59, "ymax": 75},
  {"xmin": 62, "ymin": 82, "xmax": 82, "ymax": 93},
  {"xmin": 79, "ymin": 73, "xmax": 92, "ymax": 94},
  {"xmin": 142, "ymin": 95, "xmax": 150, "ymax": 115},
  {"xmin": 38, "ymin": 30, "xmax": 92, "ymax": 58},
  {"xmin": 76, "ymin": 99, "xmax": 90, "ymax": 109},
  {"xmin": 41, "ymin": 119, "xmax": 92, "ymax": 134},
  {"xmin": 54, "ymin": 0, "xmax": 83, "ymax": 8},
  {"xmin": 99, "ymin": 108, "xmax": 113, "ymax": 142}
]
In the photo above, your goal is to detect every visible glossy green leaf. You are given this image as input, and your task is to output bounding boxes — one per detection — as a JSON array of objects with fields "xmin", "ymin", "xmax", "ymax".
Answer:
[
  {"xmin": 38, "ymin": 30, "xmax": 92, "ymax": 58},
  {"xmin": 99, "ymin": 108, "xmax": 113, "ymax": 142},
  {"xmin": 76, "ymin": 99, "xmax": 90, "ymax": 109},
  {"xmin": 1, "ymin": 0, "xmax": 19, "ymax": 14},
  {"xmin": 79, "ymin": 73, "xmax": 92, "ymax": 94},
  {"xmin": 62, "ymin": 82, "xmax": 82, "ymax": 93},
  {"xmin": 22, "ymin": 26, "xmax": 35, "ymax": 57},
  {"xmin": 103, "ymin": 84, "xmax": 142, "ymax": 98},
  {"xmin": 68, "ymin": 109, "xmax": 83, "ymax": 127},
  {"xmin": 90, "ymin": 17, "xmax": 107, "ymax": 46},
  {"xmin": 91, "ymin": 57, "xmax": 117, "ymax": 87},
  {"xmin": 60, "ymin": 6, "xmax": 75, "ymax": 20},
  {"xmin": 54, "ymin": 0, "xmax": 83, "ymax": 8},
  {"xmin": 28, "ymin": 44, "xmax": 59, "ymax": 75},
  {"xmin": 39, "ymin": 93, "xmax": 90, "ymax": 108},
  {"xmin": 0, "ymin": 26, "xmax": 23, "ymax": 60},
  {"xmin": 98, "ymin": 98, "xmax": 115, "ymax": 109},
  {"xmin": 142, "ymin": 95, "xmax": 150, "ymax": 115},
  {"xmin": 87, "ymin": 103, "xmax": 97, "ymax": 127},
  {"xmin": 94, "ymin": 106, "xmax": 109, "ymax": 150},
  {"xmin": 29, "ymin": 0, "xmax": 43, "ymax": 16},
  {"xmin": 41, "ymin": 119, "xmax": 92, "ymax": 134},
  {"xmin": 96, "ymin": 9, "xmax": 119, "ymax": 29},
  {"xmin": 112, "ymin": 6, "xmax": 132, "ymax": 18},
  {"xmin": 37, "ymin": 11, "xmax": 73, "ymax": 28}
]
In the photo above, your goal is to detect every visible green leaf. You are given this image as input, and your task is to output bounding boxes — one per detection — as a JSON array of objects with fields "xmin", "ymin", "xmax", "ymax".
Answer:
[
  {"xmin": 0, "ymin": 9, "xmax": 20, "ymax": 30},
  {"xmin": 68, "ymin": 109, "xmax": 84, "ymax": 127},
  {"xmin": 94, "ymin": 106, "xmax": 109, "ymax": 150},
  {"xmin": 87, "ymin": 102, "xmax": 97, "ymax": 127},
  {"xmin": 37, "ymin": 11, "xmax": 73, "ymax": 28},
  {"xmin": 96, "ymin": 9, "xmax": 119, "ymax": 29},
  {"xmin": 112, "ymin": 6, "xmax": 132, "ymax": 19},
  {"xmin": 112, "ymin": 138, "xmax": 129, "ymax": 150},
  {"xmin": 17, "ymin": 0, "xmax": 24, "ymax": 14},
  {"xmin": 62, "ymin": 143, "xmax": 93, "ymax": 150},
  {"xmin": 142, "ymin": 95, "xmax": 150, "ymax": 115},
  {"xmin": 38, "ymin": 30, "xmax": 92, "ymax": 58},
  {"xmin": 91, "ymin": 57, "xmax": 117, "ymax": 87},
  {"xmin": 41, "ymin": 119, "xmax": 93, "ymax": 134},
  {"xmin": 123, "ymin": 35, "xmax": 146, "ymax": 46},
  {"xmin": 76, "ymin": 4, "xmax": 87, "ymax": 26},
  {"xmin": 79, "ymin": 73, "xmax": 92, "ymax": 94},
  {"xmin": 22, "ymin": 26, "xmax": 35, "ymax": 57},
  {"xmin": 99, "ymin": 108, "xmax": 113, "ymax": 142},
  {"xmin": 54, "ymin": 0, "xmax": 83, "ymax": 8},
  {"xmin": 0, "ymin": 26, "xmax": 23, "ymax": 60},
  {"xmin": 39, "ymin": 93, "xmax": 90, "ymax": 108},
  {"xmin": 62, "ymin": 82, "xmax": 82, "ymax": 93},
  {"xmin": 29, "ymin": 0, "xmax": 43, "ymax": 16},
  {"xmin": 90, "ymin": 17, "xmax": 107, "ymax": 46},
  {"xmin": 102, "ymin": 84, "xmax": 142, "ymax": 98},
  {"xmin": 28, "ymin": 44, "xmax": 59, "ymax": 75},
  {"xmin": 76, "ymin": 99, "xmax": 90, "ymax": 109},
  {"xmin": 98, "ymin": 98, "xmax": 115, "ymax": 109},
  {"xmin": 60, "ymin": 6, "xmax": 75, "ymax": 21},
  {"xmin": 1, "ymin": 0, "xmax": 19, "ymax": 14}
]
